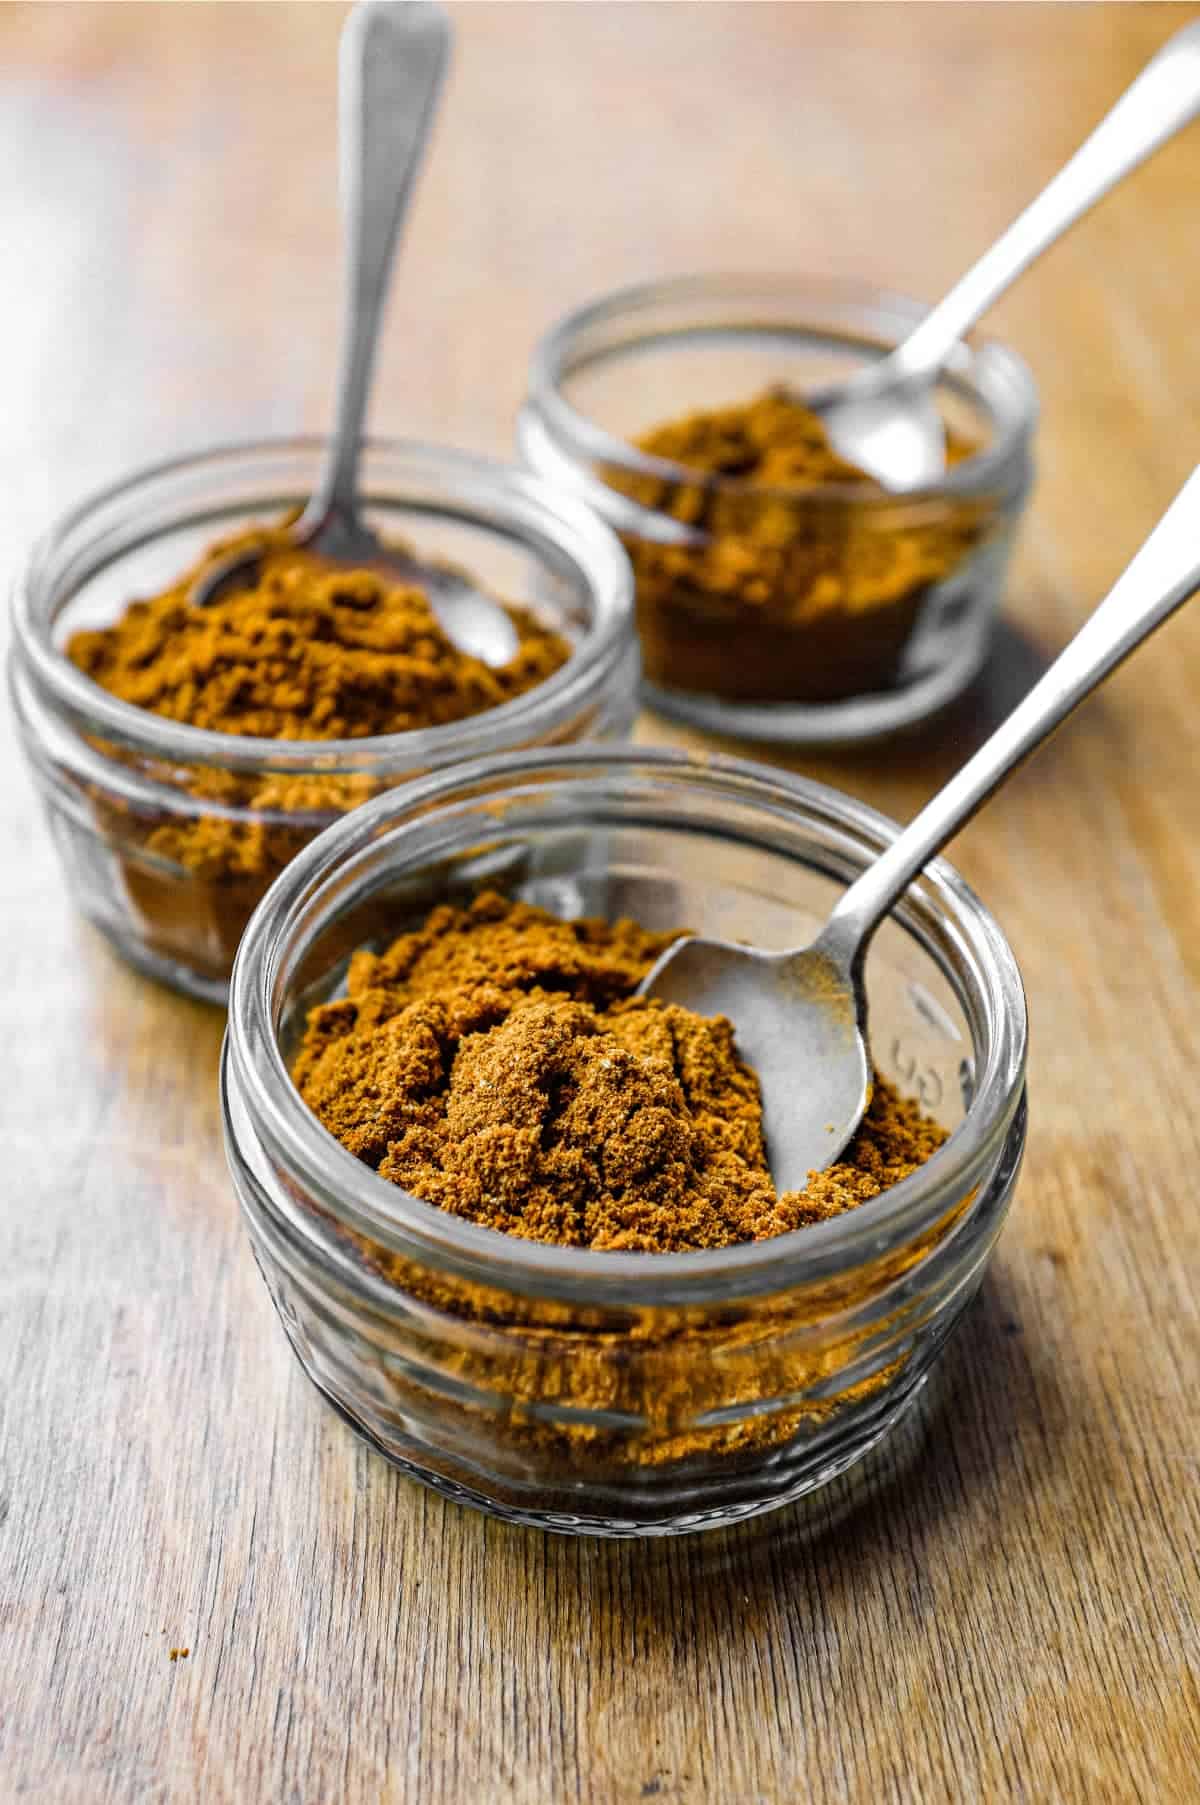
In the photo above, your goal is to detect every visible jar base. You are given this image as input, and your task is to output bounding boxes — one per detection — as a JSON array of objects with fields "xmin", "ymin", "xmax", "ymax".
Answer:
[
  {"xmin": 641, "ymin": 622, "xmax": 990, "ymax": 747},
  {"xmin": 90, "ymin": 912, "xmax": 230, "ymax": 1006},
  {"xmin": 298, "ymin": 1354, "xmax": 934, "ymax": 1539}
]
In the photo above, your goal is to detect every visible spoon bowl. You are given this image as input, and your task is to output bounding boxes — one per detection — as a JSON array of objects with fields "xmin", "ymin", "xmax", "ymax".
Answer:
[
  {"xmin": 812, "ymin": 374, "xmax": 948, "ymax": 494},
  {"xmin": 638, "ymin": 936, "xmax": 869, "ymax": 1194}
]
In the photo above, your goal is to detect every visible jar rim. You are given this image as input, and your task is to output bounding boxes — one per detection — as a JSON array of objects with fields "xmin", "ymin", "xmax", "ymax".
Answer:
[
  {"xmin": 9, "ymin": 436, "xmax": 635, "ymax": 777},
  {"xmin": 226, "ymin": 743, "xmax": 1028, "ymax": 1307},
  {"xmin": 523, "ymin": 270, "xmax": 1038, "ymax": 515}
]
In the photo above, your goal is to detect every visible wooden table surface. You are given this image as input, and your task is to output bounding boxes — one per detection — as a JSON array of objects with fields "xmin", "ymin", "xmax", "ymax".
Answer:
[{"xmin": 3, "ymin": 5, "xmax": 1198, "ymax": 1800}]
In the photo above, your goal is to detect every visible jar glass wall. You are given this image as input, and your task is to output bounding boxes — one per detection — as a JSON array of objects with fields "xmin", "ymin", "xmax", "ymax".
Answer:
[
  {"xmin": 518, "ymin": 274, "xmax": 1037, "ymax": 745},
  {"xmin": 224, "ymin": 745, "xmax": 1028, "ymax": 1536},
  {"xmin": 10, "ymin": 440, "xmax": 638, "ymax": 1002}
]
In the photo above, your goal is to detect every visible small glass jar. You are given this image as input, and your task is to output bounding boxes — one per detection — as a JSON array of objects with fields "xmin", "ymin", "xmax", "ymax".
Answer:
[
  {"xmin": 9, "ymin": 439, "xmax": 638, "ymax": 1002},
  {"xmin": 517, "ymin": 274, "xmax": 1037, "ymax": 745},
  {"xmin": 223, "ymin": 745, "xmax": 1027, "ymax": 1537}
]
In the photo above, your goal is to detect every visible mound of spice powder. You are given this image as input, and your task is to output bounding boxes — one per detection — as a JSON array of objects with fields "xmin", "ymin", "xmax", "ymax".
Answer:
[
  {"xmin": 606, "ymin": 385, "xmax": 980, "ymax": 704},
  {"xmin": 67, "ymin": 521, "xmax": 570, "ymax": 739},
  {"xmin": 294, "ymin": 892, "xmax": 947, "ymax": 1252}
]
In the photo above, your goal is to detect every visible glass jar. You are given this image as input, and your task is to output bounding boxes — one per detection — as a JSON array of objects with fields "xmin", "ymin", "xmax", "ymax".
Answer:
[
  {"xmin": 9, "ymin": 439, "xmax": 638, "ymax": 1002},
  {"xmin": 223, "ymin": 744, "xmax": 1028, "ymax": 1537},
  {"xmin": 517, "ymin": 274, "xmax": 1037, "ymax": 745}
]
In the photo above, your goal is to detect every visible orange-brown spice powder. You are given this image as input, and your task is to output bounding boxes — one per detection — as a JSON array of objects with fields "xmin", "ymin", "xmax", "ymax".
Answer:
[
  {"xmin": 607, "ymin": 385, "xmax": 980, "ymax": 704},
  {"xmin": 285, "ymin": 895, "xmax": 964, "ymax": 1486},
  {"xmin": 64, "ymin": 524, "xmax": 571, "ymax": 976},
  {"xmin": 68, "ymin": 521, "xmax": 569, "ymax": 746},
  {"xmin": 294, "ymin": 892, "xmax": 947, "ymax": 1252}
]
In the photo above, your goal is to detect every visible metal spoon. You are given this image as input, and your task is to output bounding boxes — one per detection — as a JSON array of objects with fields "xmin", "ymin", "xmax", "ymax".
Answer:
[
  {"xmin": 814, "ymin": 20, "xmax": 1200, "ymax": 491},
  {"xmin": 639, "ymin": 466, "xmax": 1200, "ymax": 1193},
  {"xmin": 191, "ymin": 0, "xmax": 519, "ymax": 668}
]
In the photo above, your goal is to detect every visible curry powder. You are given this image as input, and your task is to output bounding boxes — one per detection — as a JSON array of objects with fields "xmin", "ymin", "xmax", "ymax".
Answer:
[
  {"xmin": 288, "ymin": 894, "xmax": 957, "ymax": 1483},
  {"xmin": 607, "ymin": 385, "xmax": 981, "ymax": 704},
  {"xmin": 68, "ymin": 522, "xmax": 569, "ymax": 741},
  {"xmin": 295, "ymin": 891, "xmax": 946, "ymax": 1251},
  {"xmin": 65, "ymin": 523, "xmax": 570, "ymax": 976}
]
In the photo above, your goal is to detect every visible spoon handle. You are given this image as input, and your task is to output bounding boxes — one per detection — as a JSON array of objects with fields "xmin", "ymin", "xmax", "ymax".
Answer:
[
  {"xmin": 818, "ymin": 467, "xmax": 1200, "ymax": 967},
  {"xmin": 306, "ymin": 1, "xmax": 451, "ymax": 526},
  {"xmin": 886, "ymin": 19, "xmax": 1200, "ymax": 388}
]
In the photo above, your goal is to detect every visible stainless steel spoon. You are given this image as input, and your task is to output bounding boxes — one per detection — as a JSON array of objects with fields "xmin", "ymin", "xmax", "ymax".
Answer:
[
  {"xmin": 639, "ymin": 466, "xmax": 1200, "ymax": 1193},
  {"xmin": 814, "ymin": 19, "xmax": 1200, "ymax": 491},
  {"xmin": 191, "ymin": 0, "xmax": 519, "ymax": 668}
]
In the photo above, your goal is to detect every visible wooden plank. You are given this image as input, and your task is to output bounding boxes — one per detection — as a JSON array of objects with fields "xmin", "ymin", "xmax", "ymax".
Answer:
[{"xmin": 1, "ymin": 5, "xmax": 1197, "ymax": 1800}]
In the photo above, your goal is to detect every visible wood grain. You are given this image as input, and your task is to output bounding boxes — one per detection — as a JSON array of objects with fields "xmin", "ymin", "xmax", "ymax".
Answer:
[{"xmin": 2, "ymin": 5, "xmax": 1199, "ymax": 1800}]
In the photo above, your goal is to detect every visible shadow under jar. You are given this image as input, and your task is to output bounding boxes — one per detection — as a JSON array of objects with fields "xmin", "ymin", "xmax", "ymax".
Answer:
[
  {"xmin": 517, "ymin": 274, "xmax": 1038, "ymax": 745},
  {"xmin": 9, "ymin": 439, "xmax": 639, "ymax": 1003},
  {"xmin": 223, "ymin": 745, "xmax": 1028, "ymax": 1537}
]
